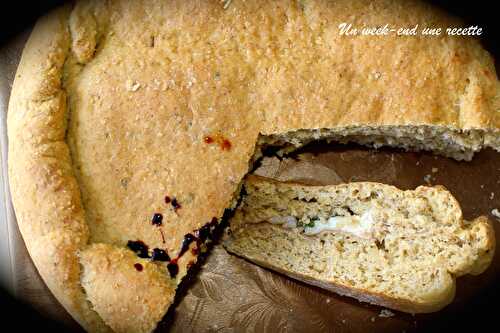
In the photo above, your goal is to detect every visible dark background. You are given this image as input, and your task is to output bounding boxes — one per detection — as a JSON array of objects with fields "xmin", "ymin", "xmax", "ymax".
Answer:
[{"xmin": 0, "ymin": 0, "xmax": 498, "ymax": 332}]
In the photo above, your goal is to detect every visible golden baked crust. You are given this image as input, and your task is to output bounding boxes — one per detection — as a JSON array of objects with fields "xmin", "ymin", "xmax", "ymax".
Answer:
[
  {"xmin": 7, "ymin": 6, "xmax": 111, "ymax": 332},
  {"xmin": 79, "ymin": 244, "xmax": 175, "ymax": 333},
  {"xmin": 7, "ymin": 0, "xmax": 500, "ymax": 332}
]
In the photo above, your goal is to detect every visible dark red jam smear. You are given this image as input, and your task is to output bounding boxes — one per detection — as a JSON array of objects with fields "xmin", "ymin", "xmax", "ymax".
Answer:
[
  {"xmin": 159, "ymin": 228, "xmax": 166, "ymax": 244},
  {"xmin": 178, "ymin": 217, "xmax": 219, "ymax": 258},
  {"xmin": 220, "ymin": 139, "xmax": 231, "ymax": 151},
  {"xmin": 127, "ymin": 240, "xmax": 149, "ymax": 258},
  {"xmin": 171, "ymin": 198, "xmax": 181, "ymax": 212},
  {"xmin": 127, "ymin": 217, "xmax": 220, "ymax": 279},
  {"xmin": 195, "ymin": 217, "xmax": 218, "ymax": 242},
  {"xmin": 163, "ymin": 195, "xmax": 181, "ymax": 212},
  {"xmin": 151, "ymin": 213, "xmax": 163, "ymax": 226},
  {"xmin": 178, "ymin": 233, "xmax": 196, "ymax": 258},
  {"xmin": 134, "ymin": 263, "xmax": 143, "ymax": 272},
  {"xmin": 167, "ymin": 218, "xmax": 219, "ymax": 278},
  {"xmin": 151, "ymin": 248, "xmax": 170, "ymax": 262},
  {"xmin": 202, "ymin": 134, "xmax": 231, "ymax": 151},
  {"xmin": 167, "ymin": 259, "xmax": 178, "ymax": 278}
]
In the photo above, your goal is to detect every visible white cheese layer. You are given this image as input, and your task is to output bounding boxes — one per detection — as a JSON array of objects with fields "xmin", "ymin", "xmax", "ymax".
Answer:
[
  {"xmin": 303, "ymin": 210, "xmax": 374, "ymax": 238},
  {"xmin": 268, "ymin": 210, "xmax": 375, "ymax": 238},
  {"xmin": 269, "ymin": 210, "xmax": 374, "ymax": 238}
]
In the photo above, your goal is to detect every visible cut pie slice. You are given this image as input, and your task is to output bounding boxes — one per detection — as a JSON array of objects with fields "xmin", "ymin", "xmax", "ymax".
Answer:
[{"xmin": 225, "ymin": 175, "xmax": 495, "ymax": 313}]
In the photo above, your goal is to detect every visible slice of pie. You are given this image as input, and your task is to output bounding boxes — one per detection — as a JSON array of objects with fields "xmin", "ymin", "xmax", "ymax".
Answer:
[
  {"xmin": 7, "ymin": 0, "xmax": 500, "ymax": 332},
  {"xmin": 225, "ymin": 175, "xmax": 495, "ymax": 313}
]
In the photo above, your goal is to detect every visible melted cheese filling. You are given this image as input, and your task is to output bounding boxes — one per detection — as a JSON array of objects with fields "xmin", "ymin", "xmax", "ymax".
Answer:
[{"xmin": 268, "ymin": 210, "xmax": 374, "ymax": 238}]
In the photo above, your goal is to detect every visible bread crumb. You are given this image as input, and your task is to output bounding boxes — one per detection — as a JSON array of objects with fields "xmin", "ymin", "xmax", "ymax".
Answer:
[
  {"xmin": 125, "ymin": 79, "xmax": 141, "ymax": 92},
  {"xmin": 326, "ymin": 298, "xmax": 331, "ymax": 303},
  {"xmin": 480, "ymin": 184, "xmax": 485, "ymax": 189},
  {"xmin": 379, "ymin": 309, "xmax": 395, "ymax": 318},
  {"xmin": 490, "ymin": 192, "xmax": 495, "ymax": 200},
  {"xmin": 492, "ymin": 209, "xmax": 500, "ymax": 220},
  {"xmin": 370, "ymin": 317, "xmax": 376, "ymax": 322},
  {"xmin": 423, "ymin": 174, "xmax": 432, "ymax": 184},
  {"xmin": 371, "ymin": 71, "xmax": 382, "ymax": 80},
  {"xmin": 431, "ymin": 167, "xmax": 438, "ymax": 173},
  {"xmin": 341, "ymin": 319, "xmax": 346, "ymax": 324}
]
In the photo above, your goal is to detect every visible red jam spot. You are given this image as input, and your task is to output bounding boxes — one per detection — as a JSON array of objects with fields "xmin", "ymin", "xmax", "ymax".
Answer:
[
  {"xmin": 203, "ymin": 134, "xmax": 231, "ymax": 151},
  {"xmin": 171, "ymin": 198, "xmax": 181, "ymax": 212},
  {"xmin": 167, "ymin": 259, "xmax": 179, "ymax": 278},
  {"xmin": 134, "ymin": 263, "xmax": 143, "ymax": 272},
  {"xmin": 152, "ymin": 213, "xmax": 163, "ymax": 226},
  {"xmin": 195, "ymin": 217, "xmax": 218, "ymax": 242},
  {"xmin": 164, "ymin": 196, "xmax": 171, "ymax": 204},
  {"xmin": 220, "ymin": 139, "xmax": 231, "ymax": 151},
  {"xmin": 196, "ymin": 224, "xmax": 211, "ymax": 241},
  {"xmin": 179, "ymin": 233, "xmax": 196, "ymax": 257},
  {"xmin": 151, "ymin": 248, "xmax": 170, "ymax": 262},
  {"xmin": 168, "ymin": 217, "xmax": 220, "ymax": 279},
  {"xmin": 127, "ymin": 240, "xmax": 150, "ymax": 258},
  {"xmin": 159, "ymin": 228, "xmax": 166, "ymax": 244}
]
